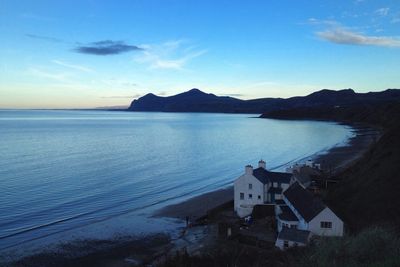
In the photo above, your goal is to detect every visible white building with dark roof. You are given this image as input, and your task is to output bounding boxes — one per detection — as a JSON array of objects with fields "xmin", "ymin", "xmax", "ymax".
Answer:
[
  {"xmin": 275, "ymin": 181, "xmax": 344, "ymax": 249},
  {"xmin": 233, "ymin": 160, "xmax": 344, "ymax": 249},
  {"xmin": 234, "ymin": 160, "xmax": 292, "ymax": 217}
]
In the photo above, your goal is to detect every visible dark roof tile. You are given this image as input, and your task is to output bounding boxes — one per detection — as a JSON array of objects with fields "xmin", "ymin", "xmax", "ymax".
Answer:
[
  {"xmin": 252, "ymin": 167, "xmax": 292, "ymax": 185},
  {"xmin": 278, "ymin": 205, "xmax": 299, "ymax": 222},
  {"xmin": 283, "ymin": 182, "xmax": 325, "ymax": 222},
  {"xmin": 277, "ymin": 227, "xmax": 311, "ymax": 244}
]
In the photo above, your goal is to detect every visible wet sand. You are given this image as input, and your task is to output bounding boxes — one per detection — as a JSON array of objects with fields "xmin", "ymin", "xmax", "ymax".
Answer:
[
  {"xmin": 314, "ymin": 124, "xmax": 381, "ymax": 174},
  {"xmin": 153, "ymin": 187, "xmax": 234, "ymax": 220}
]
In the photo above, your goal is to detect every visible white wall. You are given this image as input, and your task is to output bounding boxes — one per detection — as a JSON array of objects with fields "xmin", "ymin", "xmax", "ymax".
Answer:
[
  {"xmin": 277, "ymin": 218, "xmax": 299, "ymax": 232},
  {"xmin": 308, "ymin": 207, "xmax": 344, "ymax": 236},
  {"xmin": 281, "ymin": 183, "xmax": 290, "ymax": 192},
  {"xmin": 234, "ymin": 173, "xmax": 264, "ymax": 216},
  {"xmin": 275, "ymin": 238, "xmax": 307, "ymax": 250},
  {"xmin": 263, "ymin": 184, "xmax": 269, "ymax": 201}
]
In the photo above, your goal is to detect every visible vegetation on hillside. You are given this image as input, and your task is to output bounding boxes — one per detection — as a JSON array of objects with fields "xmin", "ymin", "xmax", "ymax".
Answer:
[
  {"xmin": 263, "ymin": 102, "xmax": 400, "ymax": 232},
  {"xmin": 295, "ymin": 227, "xmax": 400, "ymax": 267},
  {"xmin": 160, "ymin": 227, "xmax": 400, "ymax": 267}
]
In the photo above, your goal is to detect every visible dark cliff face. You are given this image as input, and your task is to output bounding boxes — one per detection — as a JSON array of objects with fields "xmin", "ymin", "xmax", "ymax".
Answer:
[
  {"xmin": 128, "ymin": 88, "xmax": 400, "ymax": 114},
  {"xmin": 262, "ymin": 101, "xmax": 400, "ymax": 232},
  {"xmin": 325, "ymin": 103, "xmax": 400, "ymax": 232}
]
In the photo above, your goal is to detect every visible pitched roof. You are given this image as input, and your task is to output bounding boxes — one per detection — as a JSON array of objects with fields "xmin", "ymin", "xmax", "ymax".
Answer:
[
  {"xmin": 292, "ymin": 166, "xmax": 321, "ymax": 186},
  {"xmin": 252, "ymin": 167, "xmax": 292, "ymax": 185},
  {"xmin": 277, "ymin": 227, "xmax": 311, "ymax": 244},
  {"xmin": 283, "ymin": 182, "xmax": 326, "ymax": 222},
  {"xmin": 278, "ymin": 205, "xmax": 299, "ymax": 222},
  {"xmin": 252, "ymin": 204, "xmax": 275, "ymax": 219}
]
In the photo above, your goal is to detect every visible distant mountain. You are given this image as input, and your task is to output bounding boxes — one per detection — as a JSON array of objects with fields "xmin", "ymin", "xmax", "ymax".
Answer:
[
  {"xmin": 128, "ymin": 88, "xmax": 400, "ymax": 113},
  {"xmin": 128, "ymin": 89, "xmax": 244, "ymax": 113}
]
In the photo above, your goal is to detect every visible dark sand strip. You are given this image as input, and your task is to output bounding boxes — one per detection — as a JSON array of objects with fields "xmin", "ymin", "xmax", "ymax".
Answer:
[
  {"xmin": 153, "ymin": 187, "xmax": 233, "ymax": 220},
  {"xmin": 314, "ymin": 124, "xmax": 381, "ymax": 174}
]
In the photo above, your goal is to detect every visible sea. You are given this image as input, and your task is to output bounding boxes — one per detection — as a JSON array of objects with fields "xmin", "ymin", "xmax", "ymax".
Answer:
[{"xmin": 0, "ymin": 110, "xmax": 354, "ymax": 258}]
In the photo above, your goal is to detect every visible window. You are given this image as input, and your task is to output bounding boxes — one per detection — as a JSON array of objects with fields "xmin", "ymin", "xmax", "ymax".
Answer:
[
  {"xmin": 258, "ymin": 195, "xmax": 261, "ymax": 200},
  {"xmin": 240, "ymin": 193, "xmax": 244, "ymax": 200},
  {"xmin": 248, "ymin": 194, "xmax": 253, "ymax": 199},
  {"xmin": 248, "ymin": 183, "xmax": 252, "ymax": 189},
  {"xmin": 320, "ymin": 221, "xmax": 332, "ymax": 229},
  {"xmin": 284, "ymin": 240, "xmax": 289, "ymax": 248}
]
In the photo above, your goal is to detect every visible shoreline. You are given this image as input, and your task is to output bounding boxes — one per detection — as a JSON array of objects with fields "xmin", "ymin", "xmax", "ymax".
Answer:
[
  {"xmin": 313, "ymin": 123, "xmax": 381, "ymax": 175},
  {"xmin": 4, "ymin": 123, "xmax": 381, "ymax": 266},
  {"xmin": 155, "ymin": 123, "xmax": 380, "ymax": 220}
]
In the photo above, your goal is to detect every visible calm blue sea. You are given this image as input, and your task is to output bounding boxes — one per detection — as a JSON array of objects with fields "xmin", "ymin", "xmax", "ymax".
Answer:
[{"xmin": 0, "ymin": 110, "xmax": 353, "ymax": 255}]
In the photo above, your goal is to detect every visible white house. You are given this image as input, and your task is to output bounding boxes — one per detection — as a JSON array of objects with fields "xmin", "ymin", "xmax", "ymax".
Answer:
[
  {"xmin": 234, "ymin": 160, "xmax": 292, "ymax": 217},
  {"xmin": 275, "ymin": 181, "xmax": 344, "ymax": 249}
]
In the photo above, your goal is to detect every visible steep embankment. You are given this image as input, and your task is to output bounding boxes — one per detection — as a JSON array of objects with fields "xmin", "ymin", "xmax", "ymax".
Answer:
[{"xmin": 262, "ymin": 103, "xmax": 400, "ymax": 232}]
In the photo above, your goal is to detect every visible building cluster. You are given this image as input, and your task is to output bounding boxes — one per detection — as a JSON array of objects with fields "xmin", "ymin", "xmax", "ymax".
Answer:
[{"xmin": 233, "ymin": 160, "xmax": 343, "ymax": 250}]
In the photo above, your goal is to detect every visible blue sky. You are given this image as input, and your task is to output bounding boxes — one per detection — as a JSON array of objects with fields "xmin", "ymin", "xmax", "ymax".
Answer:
[{"xmin": 1, "ymin": 0, "xmax": 399, "ymax": 108}]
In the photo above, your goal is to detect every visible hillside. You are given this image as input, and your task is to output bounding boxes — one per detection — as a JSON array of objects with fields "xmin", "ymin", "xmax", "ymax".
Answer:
[
  {"xmin": 262, "ymin": 102, "xmax": 400, "ymax": 232},
  {"xmin": 128, "ymin": 88, "xmax": 400, "ymax": 113}
]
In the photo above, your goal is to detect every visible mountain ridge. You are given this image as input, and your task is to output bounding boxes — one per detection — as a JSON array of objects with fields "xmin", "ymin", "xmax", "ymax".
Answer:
[{"xmin": 128, "ymin": 88, "xmax": 400, "ymax": 113}]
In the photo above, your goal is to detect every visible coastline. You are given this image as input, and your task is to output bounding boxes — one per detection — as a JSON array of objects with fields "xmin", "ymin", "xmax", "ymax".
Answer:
[
  {"xmin": 313, "ymin": 123, "xmax": 381, "ymax": 175},
  {"xmin": 155, "ymin": 123, "xmax": 380, "ymax": 220},
  {"xmin": 4, "ymin": 123, "xmax": 381, "ymax": 266}
]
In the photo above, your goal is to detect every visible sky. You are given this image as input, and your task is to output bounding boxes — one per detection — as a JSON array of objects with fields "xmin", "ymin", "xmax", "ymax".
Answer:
[{"xmin": 1, "ymin": 0, "xmax": 400, "ymax": 108}]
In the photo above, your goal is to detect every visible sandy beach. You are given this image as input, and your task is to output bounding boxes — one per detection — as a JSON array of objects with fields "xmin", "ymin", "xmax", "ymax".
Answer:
[{"xmin": 314, "ymin": 123, "xmax": 381, "ymax": 174}]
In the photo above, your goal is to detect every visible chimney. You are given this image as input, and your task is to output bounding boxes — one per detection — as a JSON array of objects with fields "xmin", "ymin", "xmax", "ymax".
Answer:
[
  {"xmin": 258, "ymin": 159, "xmax": 266, "ymax": 169},
  {"xmin": 245, "ymin": 165, "xmax": 253, "ymax": 175}
]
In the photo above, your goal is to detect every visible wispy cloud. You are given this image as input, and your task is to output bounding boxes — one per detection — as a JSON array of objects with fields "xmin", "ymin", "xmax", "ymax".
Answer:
[
  {"xmin": 26, "ymin": 33, "xmax": 64, "ymax": 43},
  {"xmin": 74, "ymin": 40, "xmax": 143, "ymax": 55},
  {"xmin": 100, "ymin": 78, "xmax": 138, "ymax": 88},
  {"xmin": 52, "ymin": 60, "xmax": 94, "ymax": 73},
  {"xmin": 100, "ymin": 94, "xmax": 141, "ymax": 99},
  {"xmin": 392, "ymin": 13, "xmax": 400, "ymax": 24},
  {"xmin": 28, "ymin": 68, "xmax": 71, "ymax": 82},
  {"xmin": 317, "ymin": 27, "xmax": 400, "ymax": 47},
  {"xmin": 135, "ymin": 40, "xmax": 207, "ymax": 70},
  {"xmin": 375, "ymin": 7, "xmax": 390, "ymax": 17},
  {"xmin": 306, "ymin": 18, "xmax": 339, "ymax": 26},
  {"xmin": 221, "ymin": 93, "xmax": 245, "ymax": 97},
  {"xmin": 21, "ymin": 13, "xmax": 56, "ymax": 21}
]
